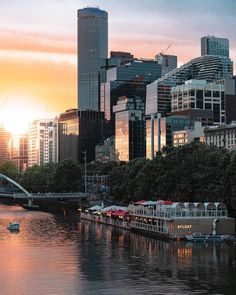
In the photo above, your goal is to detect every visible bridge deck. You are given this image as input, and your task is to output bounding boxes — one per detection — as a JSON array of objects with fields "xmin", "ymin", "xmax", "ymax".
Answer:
[{"xmin": 13, "ymin": 193, "xmax": 87, "ymax": 200}]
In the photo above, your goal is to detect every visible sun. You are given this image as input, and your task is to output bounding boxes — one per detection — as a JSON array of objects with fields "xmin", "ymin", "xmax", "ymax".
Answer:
[{"xmin": 0, "ymin": 96, "xmax": 51, "ymax": 136}]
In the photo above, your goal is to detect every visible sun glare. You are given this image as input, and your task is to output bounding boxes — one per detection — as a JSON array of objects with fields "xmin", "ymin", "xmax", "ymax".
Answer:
[{"xmin": 0, "ymin": 97, "xmax": 50, "ymax": 136}]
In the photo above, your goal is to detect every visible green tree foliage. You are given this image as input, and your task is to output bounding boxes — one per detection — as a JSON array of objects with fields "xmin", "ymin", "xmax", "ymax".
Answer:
[
  {"xmin": 21, "ymin": 160, "xmax": 82, "ymax": 193},
  {"xmin": 226, "ymin": 151, "xmax": 236, "ymax": 210},
  {"xmin": 21, "ymin": 163, "xmax": 56, "ymax": 193},
  {"xmin": 108, "ymin": 143, "xmax": 234, "ymax": 210},
  {"xmin": 0, "ymin": 160, "xmax": 19, "ymax": 179},
  {"xmin": 53, "ymin": 160, "xmax": 82, "ymax": 192}
]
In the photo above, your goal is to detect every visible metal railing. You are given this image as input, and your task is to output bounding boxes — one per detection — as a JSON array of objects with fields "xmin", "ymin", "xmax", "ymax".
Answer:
[
  {"xmin": 130, "ymin": 209, "xmax": 228, "ymax": 219},
  {"xmin": 130, "ymin": 221, "xmax": 168, "ymax": 234}
]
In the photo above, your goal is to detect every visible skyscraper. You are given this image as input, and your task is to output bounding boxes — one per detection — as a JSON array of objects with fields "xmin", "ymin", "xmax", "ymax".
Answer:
[
  {"xmin": 77, "ymin": 7, "xmax": 108, "ymax": 111},
  {"xmin": 201, "ymin": 35, "xmax": 229, "ymax": 58}
]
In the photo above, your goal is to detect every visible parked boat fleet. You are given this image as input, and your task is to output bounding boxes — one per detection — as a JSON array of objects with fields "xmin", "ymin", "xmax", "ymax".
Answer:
[{"xmin": 81, "ymin": 200, "xmax": 236, "ymax": 241}]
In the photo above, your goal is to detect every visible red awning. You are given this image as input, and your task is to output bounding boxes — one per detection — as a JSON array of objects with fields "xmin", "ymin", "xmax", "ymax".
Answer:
[
  {"xmin": 111, "ymin": 209, "xmax": 129, "ymax": 216},
  {"xmin": 162, "ymin": 201, "xmax": 173, "ymax": 205},
  {"xmin": 103, "ymin": 210, "xmax": 113, "ymax": 215},
  {"xmin": 134, "ymin": 200, "xmax": 146, "ymax": 204}
]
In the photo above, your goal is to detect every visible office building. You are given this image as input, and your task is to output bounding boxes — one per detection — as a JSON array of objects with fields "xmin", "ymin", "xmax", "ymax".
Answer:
[
  {"xmin": 201, "ymin": 35, "xmax": 229, "ymax": 58},
  {"xmin": 171, "ymin": 80, "xmax": 225, "ymax": 124},
  {"xmin": 146, "ymin": 55, "xmax": 233, "ymax": 118},
  {"xmin": 58, "ymin": 109, "xmax": 79, "ymax": 162},
  {"xmin": 155, "ymin": 53, "xmax": 177, "ymax": 76},
  {"xmin": 28, "ymin": 119, "xmax": 58, "ymax": 167},
  {"xmin": 58, "ymin": 109, "xmax": 107, "ymax": 163},
  {"xmin": 113, "ymin": 96, "xmax": 145, "ymax": 161},
  {"xmin": 77, "ymin": 7, "xmax": 108, "ymax": 111},
  {"xmin": 101, "ymin": 59, "xmax": 162, "ymax": 136},
  {"xmin": 146, "ymin": 115, "xmax": 189, "ymax": 159},
  {"xmin": 145, "ymin": 55, "xmax": 234, "ymax": 156},
  {"xmin": 0, "ymin": 126, "xmax": 11, "ymax": 163},
  {"xmin": 77, "ymin": 110, "xmax": 107, "ymax": 163},
  {"xmin": 11, "ymin": 134, "xmax": 28, "ymax": 174}
]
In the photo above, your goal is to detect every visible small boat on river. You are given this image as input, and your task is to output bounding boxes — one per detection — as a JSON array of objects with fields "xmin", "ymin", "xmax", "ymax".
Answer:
[
  {"xmin": 185, "ymin": 233, "xmax": 229, "ymax": 243},
  {"xmin": 7, "ymin": 222, "xmax": 20, "ymax": 231}
]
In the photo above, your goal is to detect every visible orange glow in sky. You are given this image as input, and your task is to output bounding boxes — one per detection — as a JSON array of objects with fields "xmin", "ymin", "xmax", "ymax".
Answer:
[{"xmin": 0, "ymin": 0, "xmax": 235, "ymax": 135}]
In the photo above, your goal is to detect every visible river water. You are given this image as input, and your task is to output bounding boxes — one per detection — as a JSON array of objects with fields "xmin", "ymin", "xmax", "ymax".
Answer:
[{"xmin": 0, "ymin": 204, "xmax": 236, "ymax": 295}]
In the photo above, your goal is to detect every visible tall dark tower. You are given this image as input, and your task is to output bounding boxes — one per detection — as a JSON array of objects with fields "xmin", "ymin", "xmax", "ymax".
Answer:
[{"xmin": 77, "ymin": 7, "xmax": 108, "ymax": 111}]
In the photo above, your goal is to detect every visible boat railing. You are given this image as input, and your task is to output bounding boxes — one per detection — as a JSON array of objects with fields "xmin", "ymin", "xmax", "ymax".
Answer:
[
  {"xmin": 81, "ymin": 212, "xmax": 130, "ymax": 229},
  {"xmin": 131, "ymin": 209, "xmax": 228, "ymax": 219},
  {"xmin": 130, "ymin": 221, "xmax": 168, "ymax": 234}
]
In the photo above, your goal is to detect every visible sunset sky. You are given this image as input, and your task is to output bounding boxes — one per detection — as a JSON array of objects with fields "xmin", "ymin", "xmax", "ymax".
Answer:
[{"xmin": 0, "ymin": 0, "xmax": 235, "ymax": 135}]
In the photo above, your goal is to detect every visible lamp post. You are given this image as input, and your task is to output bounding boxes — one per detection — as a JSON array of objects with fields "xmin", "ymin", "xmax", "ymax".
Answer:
[
  {"xmin": 83, "ymin": 150, "xmax": 87, "ymax": 196},
  {"xmin": 85, "ymin": 150, "xmax": 87, "ymax": 196}
]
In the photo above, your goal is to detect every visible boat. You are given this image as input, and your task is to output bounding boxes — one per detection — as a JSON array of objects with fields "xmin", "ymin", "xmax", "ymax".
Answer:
[
  {"xmin": 7, "ymin": 222, "xmax": 20, "ymax": 231},
  {"xmin": 185, "ymin": 233, "xmax": 229, "ymax": 243}
]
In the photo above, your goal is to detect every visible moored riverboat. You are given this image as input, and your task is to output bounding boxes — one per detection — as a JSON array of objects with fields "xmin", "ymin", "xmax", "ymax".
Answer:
[
  {"xmin": 128, "ymin": 201, "xmax": 235, "ymax": 240},
  {"xmin": 80, "ymin": 205, "xmax": 130, "ymax": 230}
]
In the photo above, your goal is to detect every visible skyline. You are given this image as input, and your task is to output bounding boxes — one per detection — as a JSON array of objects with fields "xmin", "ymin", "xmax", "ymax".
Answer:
[{"xmin": 0, "ymin": 0, "xmax": 235, "ymax": 135}]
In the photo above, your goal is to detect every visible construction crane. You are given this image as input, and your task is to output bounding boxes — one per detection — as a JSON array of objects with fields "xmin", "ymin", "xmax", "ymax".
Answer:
[{"xmin": 161, "ymin": 44, "xmax": 172, "ymax": 55}]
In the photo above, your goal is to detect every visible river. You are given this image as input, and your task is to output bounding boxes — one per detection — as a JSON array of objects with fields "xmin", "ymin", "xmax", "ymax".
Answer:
[{"xmin": 0, "ymin": 203, "xmax": 235, "ymax": 295}]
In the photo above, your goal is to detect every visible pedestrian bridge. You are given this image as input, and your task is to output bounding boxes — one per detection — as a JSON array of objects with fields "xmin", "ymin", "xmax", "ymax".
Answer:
[
  {"xmin": 13, "ymin": 192, "xmax": 87, "ymax": 200},
  {"xmin": 0, "ymin": 173, "xmax": 87, "ymax": 205}
]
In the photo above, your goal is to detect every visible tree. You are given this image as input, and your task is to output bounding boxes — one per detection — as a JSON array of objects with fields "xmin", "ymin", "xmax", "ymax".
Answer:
[
  {"xmin": 0, "ymin": 160, "xmax": 19, "ymax": 179},
  {"xmin": 53, "ymin": 160, "xmax": 82, "ymax": 192}
]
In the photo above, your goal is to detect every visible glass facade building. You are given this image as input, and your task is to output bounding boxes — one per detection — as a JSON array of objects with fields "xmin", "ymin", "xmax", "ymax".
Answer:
[
  {"xmin": 101, "ymin": 59, "xmax": 162, "ymax": 136},
  {"xmin": 58, "ymin": 109, "xmax": 79, "ymax": 162},
  {"xmin": 146, "ymin": 115, "xmax": 189, "ymax": 159},
  {"xmin": 58, "ymin": 109, "xmax": 107, "ymax": 163},
  {"xmin": 77, "ymin": 7, "xmax": 108, "ymax": 111},
  {"xmin": 201, "ymin": 36, "xmax": 229, "ymax": 58},
  {"xmin": 113, "ymin": 96, "xmax": 145, "ymax": 161}
]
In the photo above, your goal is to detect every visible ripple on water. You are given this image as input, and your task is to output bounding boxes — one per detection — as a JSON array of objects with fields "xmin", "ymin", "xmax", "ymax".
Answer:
[{"xmin": 0, "ymin": 204, "xmax": 235, "ymax": 295}]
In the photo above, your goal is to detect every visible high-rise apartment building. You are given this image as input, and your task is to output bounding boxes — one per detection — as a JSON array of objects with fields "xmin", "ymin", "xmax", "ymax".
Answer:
[
  {"xmin": 28, "ymin": 119, "xmax": 58, "ymax": 167},
  {"xmin": 77, "ymin": 7, "xmax": 108, "ymax": 111},
  {"xmin": 201, "ymin": 35, "xmax": 229, "ymax": 58}
]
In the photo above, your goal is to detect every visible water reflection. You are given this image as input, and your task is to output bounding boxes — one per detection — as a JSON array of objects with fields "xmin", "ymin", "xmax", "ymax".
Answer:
[{"xmin": 0, "ymin": 204, "xmax": 235, "ymax": 295}]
